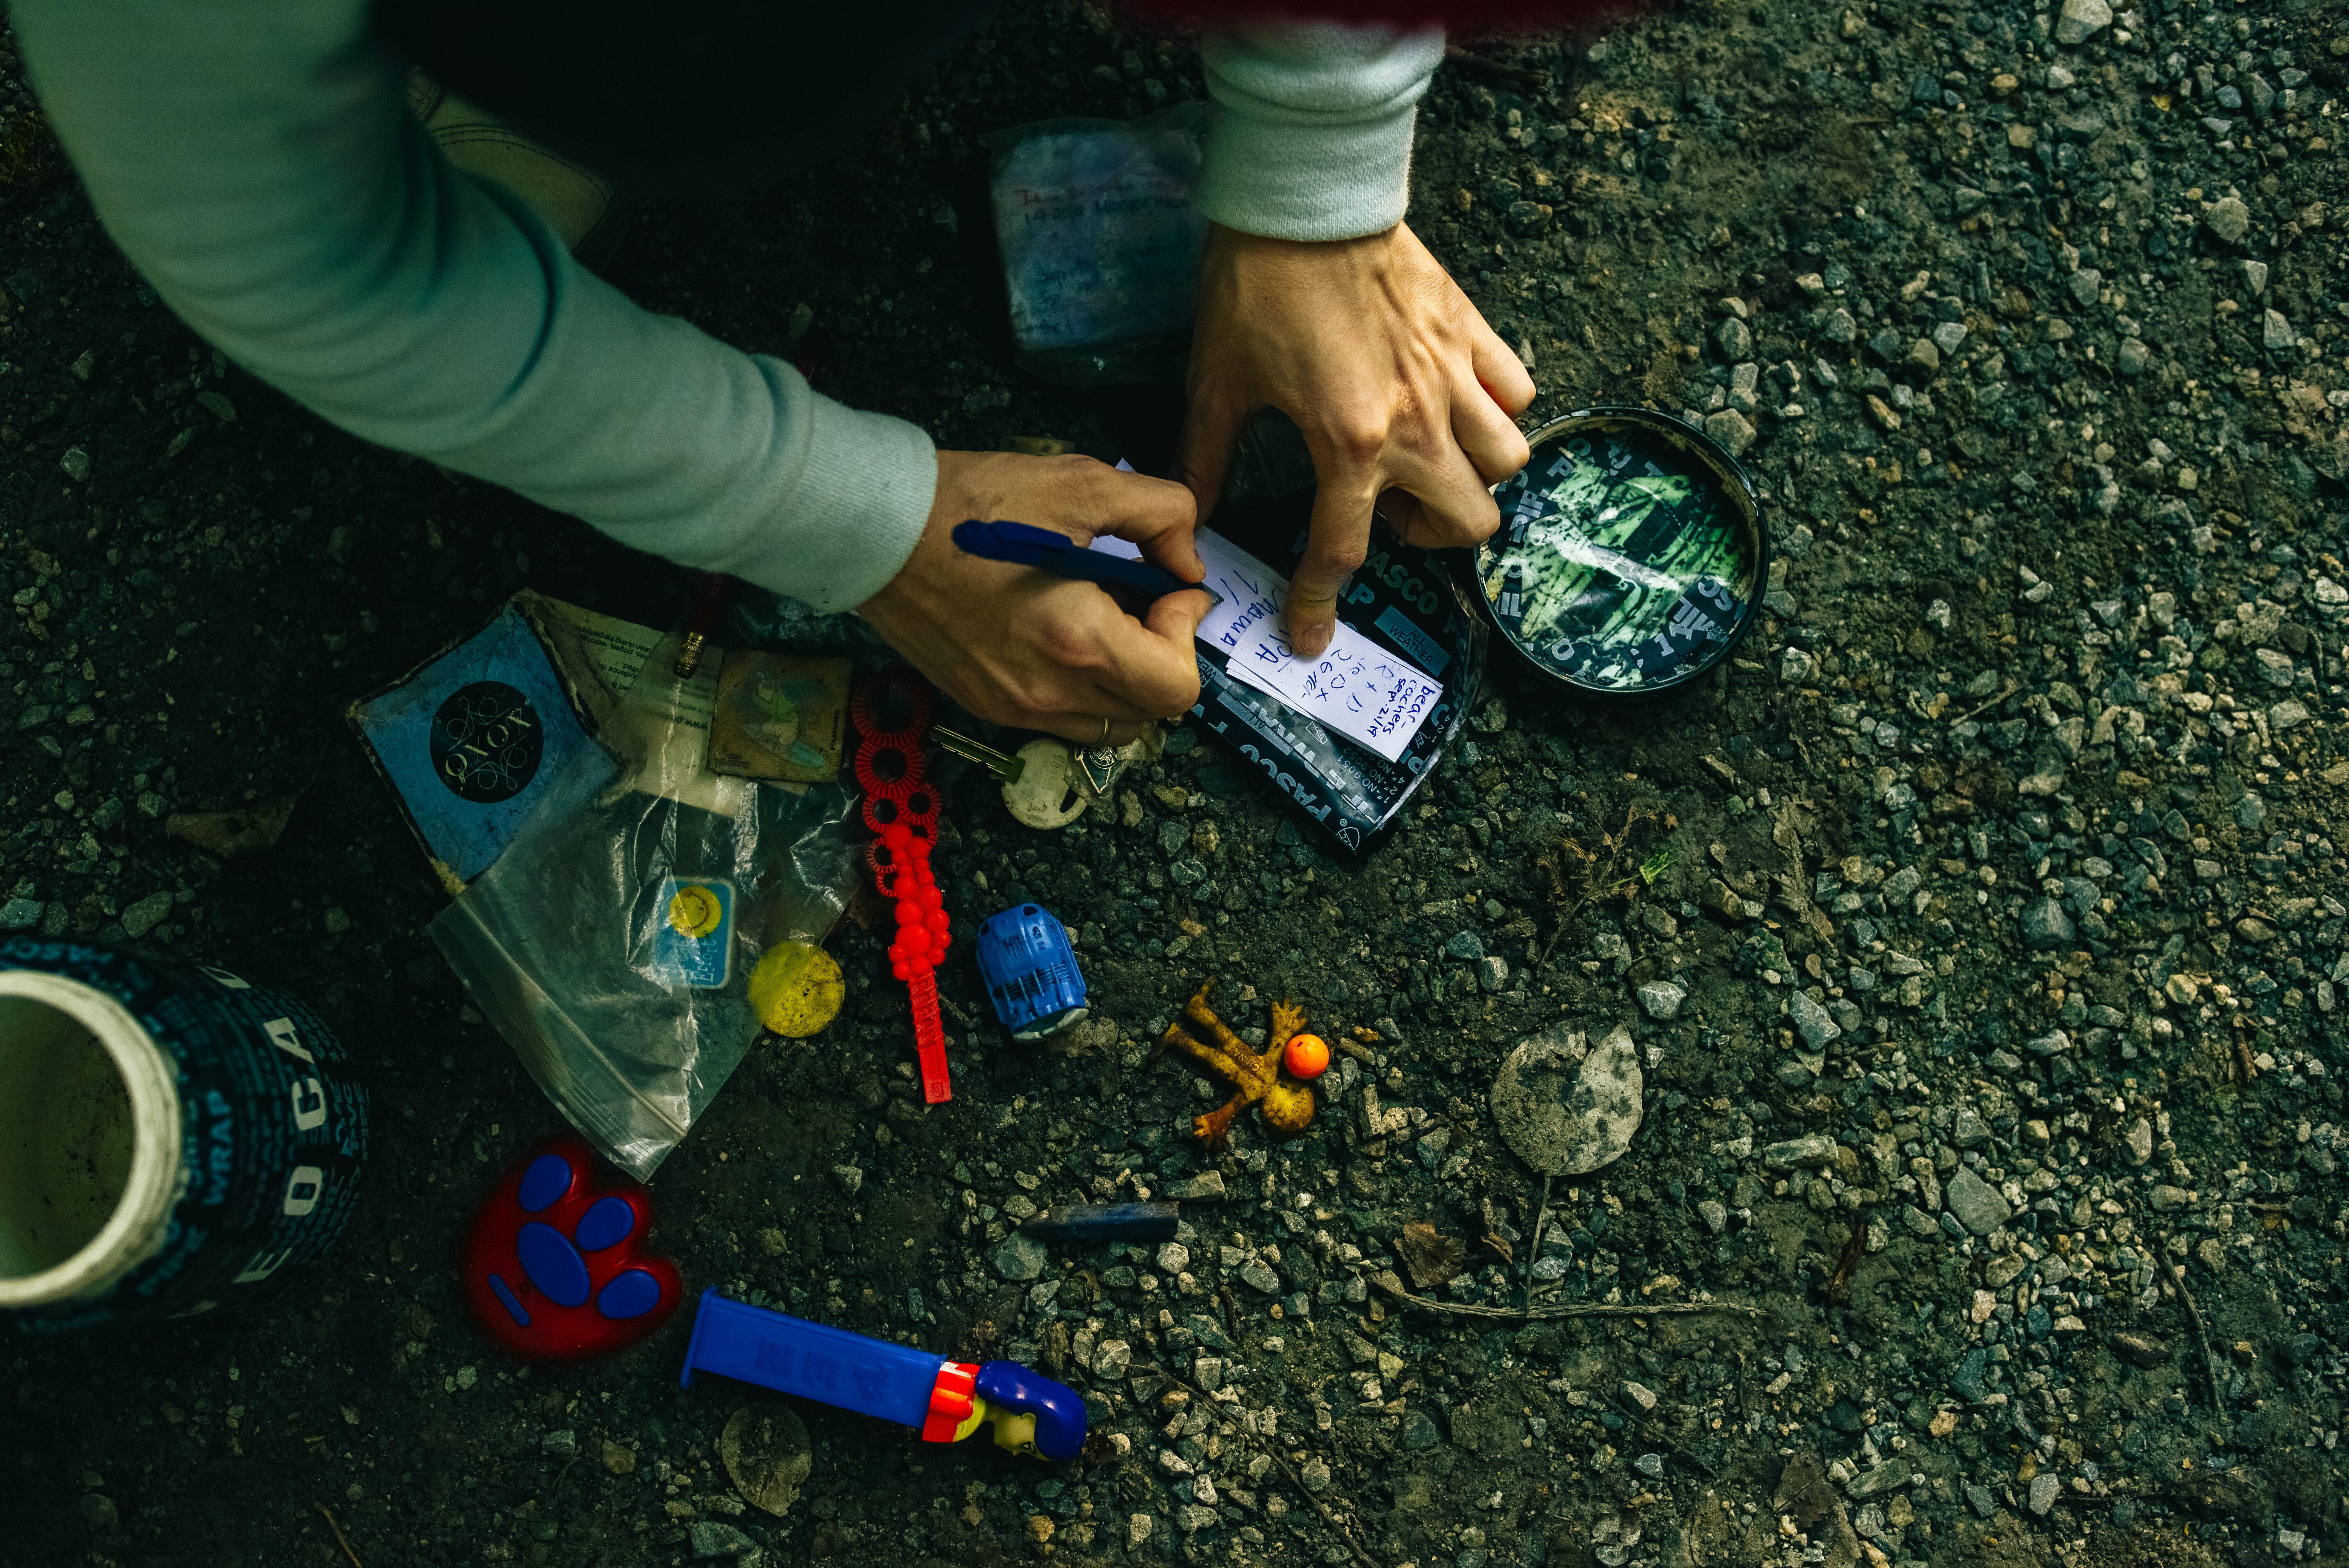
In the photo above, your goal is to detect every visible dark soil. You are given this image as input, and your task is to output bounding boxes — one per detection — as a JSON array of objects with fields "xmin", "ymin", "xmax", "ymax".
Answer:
[{"xmin": 2, "ymin": 1, "xmax": 2345, "ymax": 1565}]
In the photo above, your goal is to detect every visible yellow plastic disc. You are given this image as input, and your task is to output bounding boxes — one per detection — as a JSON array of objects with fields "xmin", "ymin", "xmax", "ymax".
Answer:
[
  {"xmin": 668, "ymin": 884, "xmax": 724, "ymax": 938},
  {"xmin": 748, "ymin": 941, "xmax": 845, "ymax": 1038}
]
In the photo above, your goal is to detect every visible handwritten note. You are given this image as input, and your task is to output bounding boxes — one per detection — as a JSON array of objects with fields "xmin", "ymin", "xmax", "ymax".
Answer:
[
  {"xmin": 1190, "ymin": 530, "xmax": 1443, "ymax": 764},
  {"xmin": 1192, "ymin": 528, "xmax": 1285, "ymax": 658},
  {"xmin": 1086, "ymin": 509, "xmax": 1444, "ymax": 761}
]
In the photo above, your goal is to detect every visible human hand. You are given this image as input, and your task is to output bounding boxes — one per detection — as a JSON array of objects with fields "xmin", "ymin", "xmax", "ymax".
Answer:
[
  {"xmin": 858, "ymin": 451, "xmax": 1211, "ymax": 745},
  {"xmin": 1176, "ymin": 221, "xmax": 1536, "ymax": 658}
]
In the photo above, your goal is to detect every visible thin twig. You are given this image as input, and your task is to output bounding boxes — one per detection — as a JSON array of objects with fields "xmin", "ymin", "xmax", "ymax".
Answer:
[
  {"xmin": 1520, "ymin": 1174, "xmax": 1553, "ymax": 1318},
  {"xmin": 2167, "ymin": 1242, "xmax": 2226, "ymax": 1417},
  {"xmin": 315, "ymin": 1504, "xmax": 366, "ymax": 1568},
  {"xmin": 1955, "ymin": 681, "xmax": 2021, "ymax": 725},
  {"xmin": 1268, "ymin": 1450, "xmax": 1382, "ymax": 1568},
  {"xmin": 1140, "ymin": 1361, "xmax": 1200, "ymax": 1399},
  {"xmin": 1368, "ymin": 1270, "xmax": 1763, "ymax": 1323}
]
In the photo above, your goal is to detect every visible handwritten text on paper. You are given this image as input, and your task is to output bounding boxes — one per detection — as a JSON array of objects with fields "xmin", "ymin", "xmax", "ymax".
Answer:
[{"xmin": 1191, "ymin": 531, "xmax": 1442, "ymax": 764}]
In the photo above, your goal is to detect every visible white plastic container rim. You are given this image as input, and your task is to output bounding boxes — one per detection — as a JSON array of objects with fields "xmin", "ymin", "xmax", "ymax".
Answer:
[{"xmin": 0, "ymin": 970, "xmax": 183, "ymax": 1310}]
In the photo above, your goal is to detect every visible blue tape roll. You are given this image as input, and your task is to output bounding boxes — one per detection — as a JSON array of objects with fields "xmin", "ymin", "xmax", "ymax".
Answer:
[{"xmin": 0, "ymin": 939, "xmax": 368, "ymax": 1333}]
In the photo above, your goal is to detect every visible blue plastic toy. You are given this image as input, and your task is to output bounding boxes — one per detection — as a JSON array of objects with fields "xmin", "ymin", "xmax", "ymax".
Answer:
[
  {"xmin": 463, "ymin": 1137, "xmax": 682, "ymax": 1361},
  {"xmin": 974, "ymin": 903, "xmax": 1088, "ymax": 1041},
  {"xmin": 679, "ymin": 1290, "xmax": 1087, "ymax": 1463}
]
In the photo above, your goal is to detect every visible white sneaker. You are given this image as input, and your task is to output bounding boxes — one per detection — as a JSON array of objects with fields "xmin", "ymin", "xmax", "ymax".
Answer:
[{"xmin": 406, "ymin": 69, "xmax": 627, "ymax": 264}]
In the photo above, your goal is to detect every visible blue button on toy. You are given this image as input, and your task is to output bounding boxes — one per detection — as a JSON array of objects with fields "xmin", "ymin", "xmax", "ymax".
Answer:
[
  {"xmin": 517, "ymin": 1153, "xmax": 573, "ymax": 1213},
  {"xmin": 488, "ymin": 1273, "xmax": 531, "ymax": 1327},
  {"xmin": 597, "ymin": 1269, "xmax": 665, "ymax": 1320},
  {"xmin": 517, "ymin": 1220, "xmax": 592, "ymax": 1308},
  {"xmin": 574, "ymin": 1196, "xmax": 637, "ymax": 1253}
]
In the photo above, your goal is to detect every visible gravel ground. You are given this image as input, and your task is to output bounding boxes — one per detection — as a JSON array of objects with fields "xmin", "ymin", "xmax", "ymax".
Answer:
[{"xmin": 3, "ymin": 1, "xmax": 2347, "ymax": 1565}]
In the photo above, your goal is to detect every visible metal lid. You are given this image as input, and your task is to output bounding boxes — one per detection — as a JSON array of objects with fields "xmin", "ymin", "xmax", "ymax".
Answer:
[{"xmin": 1475, "ymin": 406, "xmax": 1768, "ymax": 695}]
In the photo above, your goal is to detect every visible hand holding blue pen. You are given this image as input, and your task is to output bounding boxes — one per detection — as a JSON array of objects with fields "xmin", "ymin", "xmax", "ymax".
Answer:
[
  {"xmin": 953, "ymin": 520, "xmax": 1221, "ymax": 606},
  {"xmin": 859, "ymin": 451, "xmax": 1210, "ymax": 750}
]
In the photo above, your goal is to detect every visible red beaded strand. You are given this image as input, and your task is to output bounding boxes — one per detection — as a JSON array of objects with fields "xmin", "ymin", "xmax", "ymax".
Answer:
[{"xmin": 851, "ymin": 674, "xmax": 952, "ymax": 1103}]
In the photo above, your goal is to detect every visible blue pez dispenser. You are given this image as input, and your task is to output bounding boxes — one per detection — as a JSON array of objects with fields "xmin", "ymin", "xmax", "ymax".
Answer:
[{"xmin": 679, "ymin": 1289, "xmax": 947, "ymax": 1431}]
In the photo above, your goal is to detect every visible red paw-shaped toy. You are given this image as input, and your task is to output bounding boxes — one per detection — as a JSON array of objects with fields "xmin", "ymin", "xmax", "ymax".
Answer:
[{"xmin": 462, "ymin": 1137, "xmax": 683, "ymax": 1361}]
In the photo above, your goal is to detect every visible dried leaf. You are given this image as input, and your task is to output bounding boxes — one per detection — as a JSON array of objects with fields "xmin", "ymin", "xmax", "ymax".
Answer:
[
  {"xmin": 719, "ymin": 1404, "xmax": 811, "ymax": 1517},
  {"xmin": 164, "ymin": 796, "xmax": 296, "ymax": 858},
  {"xmin": 1772, "ymin": 1452, "xmax": 1837, "ymax": 1528},
  {"xmin": 1395, "ymin": 1222, "xmax": 1467, "ymax": 1289},
  {"xmin": 1773, "ymin": 1452, "xmax": 1866, "ymax": 1568},
  {"xmin": 1770, "ymin": 801, "xmax": 1817, "ymax": 859},
  {"xmin": 1827, "ymin": 1221, "xmax": 1866, "ymax": 1304},
  {"xmin": 1773, "ymin": 871, "xmax": 1838, "ymax": 942},
  {"xmin": 1477, "ymin": 1196, "xmax": 1514, "ymax": 1264},
  {"xmin": 1490, "ymin": 1025, "xmax": 1644, "ymax": 1177},
  {"xmin": 1038, "ymin": 1319, "xmax": 1072, "ymax": 1376}
]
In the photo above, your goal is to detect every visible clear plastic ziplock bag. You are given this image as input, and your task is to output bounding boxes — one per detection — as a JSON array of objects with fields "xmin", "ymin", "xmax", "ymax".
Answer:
[
  {"xmin": 430, "ymin": 630, "xmax": 861, "ymax": 1180},
  {"xmin": 986, "ymin": 102, "xmax": 1207, "ymax": 387}
]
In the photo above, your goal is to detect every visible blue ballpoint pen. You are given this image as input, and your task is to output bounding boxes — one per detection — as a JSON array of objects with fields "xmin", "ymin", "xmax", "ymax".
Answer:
[{"xmin": 952, "ymin": 520, "xmax": 1221, "ymax": 605}]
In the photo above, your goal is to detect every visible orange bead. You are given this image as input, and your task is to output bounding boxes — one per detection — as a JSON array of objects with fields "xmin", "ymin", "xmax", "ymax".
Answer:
[{"xmin": 1283, "ymin": 1033, "xmax": 1331, "ymax": 1080}]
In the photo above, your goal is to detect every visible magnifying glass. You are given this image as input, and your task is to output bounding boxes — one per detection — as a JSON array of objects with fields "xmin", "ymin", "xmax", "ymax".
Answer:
[{"xmin": 1473, "ymin": 406, "xmax": 1769, "ymax": 695}]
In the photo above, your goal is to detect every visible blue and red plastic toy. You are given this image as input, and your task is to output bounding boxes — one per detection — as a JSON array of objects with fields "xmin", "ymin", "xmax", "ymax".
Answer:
[
  {"xmin": 680, "ymin": 1290, "xmax": 1087, "ymax": 1463},
  {"xmin": 464, "ymin": 1142, "xmax": 1085, "ymax": 1464},
  {"xmin": 462, "ymin": 1137, "xmax": 683, "ymax": 1360}
]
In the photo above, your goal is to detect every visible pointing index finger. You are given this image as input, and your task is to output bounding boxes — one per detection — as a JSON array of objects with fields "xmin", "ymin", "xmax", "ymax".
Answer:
[{"xmin": 1287, "ymin": 433, "xmax": 1385, "ymax": 661}]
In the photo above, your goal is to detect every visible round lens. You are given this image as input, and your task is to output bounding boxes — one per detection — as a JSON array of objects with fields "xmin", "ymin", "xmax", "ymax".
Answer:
[{"xmin": 1478, "ymin": 408, "xmax": 1766, "ymax": 694}]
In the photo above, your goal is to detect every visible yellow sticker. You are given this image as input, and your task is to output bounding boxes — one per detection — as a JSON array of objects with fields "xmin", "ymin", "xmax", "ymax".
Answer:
[
  {"xmin": 668, "ymin": 884, "xmax": 725, "ymax": 938},
  {"xmin": 748, "ymin": 941, "xmax": 845, "ymax": 1038}
]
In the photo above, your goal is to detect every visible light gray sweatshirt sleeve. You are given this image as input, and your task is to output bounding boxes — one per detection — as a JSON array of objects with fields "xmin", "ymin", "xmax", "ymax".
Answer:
[
  {"xmin": 1196, "ymin": 22, "xmax": 1445, "ymax": 243},
  {"xmin": 13, "ymin": 0, "xmax": 936, "ymax": 613}
]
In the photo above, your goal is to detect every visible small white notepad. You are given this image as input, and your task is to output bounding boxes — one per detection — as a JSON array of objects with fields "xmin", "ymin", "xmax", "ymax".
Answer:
[
  {"xmin": 1086, "ymin": 471, "xmax": 1443, "ymax": 763},
  {"xmin": 1190, "ymin": 530, "xmax": 1443, "ymax": 764}
]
